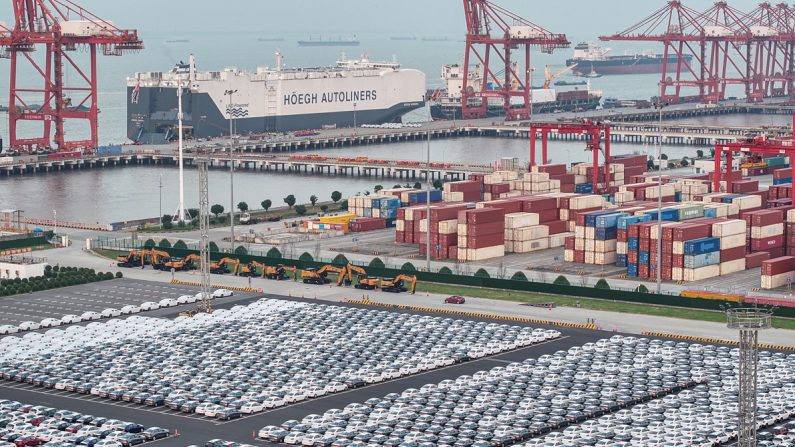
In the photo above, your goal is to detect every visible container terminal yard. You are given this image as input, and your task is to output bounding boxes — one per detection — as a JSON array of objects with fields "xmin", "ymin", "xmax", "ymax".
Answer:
[{"xmin": 4, "ymin": 1, "xmax": 795, "ymax": 447}]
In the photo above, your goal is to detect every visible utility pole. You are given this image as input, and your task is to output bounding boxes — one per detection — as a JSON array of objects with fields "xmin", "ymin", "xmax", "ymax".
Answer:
[
  {"xmin": 159, "ymin": 173, "xmax": 163, "ymax": 230},
  {"xmin": 52, "ymin": 210, "xmax": 57, "ymax": 241},
  {"xmin": 197, "ymin": 157, "xmax": 212, "ymax": 314},
  {"xmin": 225, "ymin": 88, "xmax": 238, "ymax": 253},
  {"xmin": 654, "ymin": 100, "xmax": 665, "ymax": 294},
  {"xmin": 426, "ymin": 129, "xmax": 431, "ymax": 271}
]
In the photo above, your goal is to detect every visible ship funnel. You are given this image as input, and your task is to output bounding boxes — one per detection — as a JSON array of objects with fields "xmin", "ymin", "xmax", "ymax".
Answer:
[{"xmin": 275, "ymin": 51, "xmax": 283, "ymax": 71}]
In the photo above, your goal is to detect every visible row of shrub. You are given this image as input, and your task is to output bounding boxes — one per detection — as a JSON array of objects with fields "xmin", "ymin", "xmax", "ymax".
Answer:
[{"xmin": 0, "ymin": 265, "xmax": 123, "ymax": 297}]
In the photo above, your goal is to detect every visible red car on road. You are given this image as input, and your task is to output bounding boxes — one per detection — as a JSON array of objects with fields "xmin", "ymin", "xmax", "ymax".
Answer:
[{"xmin": 445, "ymin": 296, "xmax": 466, "ymax": 304}]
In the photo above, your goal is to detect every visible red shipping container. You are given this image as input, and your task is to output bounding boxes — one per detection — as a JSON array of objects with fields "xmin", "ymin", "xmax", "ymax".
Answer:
[
  {"xmin": 488, "ymin": 183, "xmax": 511, "ymax": 194},
  {"xmin": 639, "ymin": 239, "xmax": 650, "ymax": 252},
  {"xmin": 469, "ymin": 173, "xmax": 485, "ymax": 183},
  {"xmin": 720, "ymin": 246, "xmax": 746, "ymax": 262},
  {"xmin": 466, "ymin": 233, "xmax": 504, "ymax": 249},
  {"xmin": 397, "ymin": 208, "xmax": 405, "ymax": 219},
  {"xmin": 628, "ymin": 224, "xmax": 641, "ymax": 239},
  {"xmin": 523, "ymin": 197, "xmax": 558, "ymax": 212},
  {"xmin": 535, "ymin": 163, "xmax": 567, "ymax": 175},
  {"xmin": 464, "ymin": 221, "xmax": 504, "ymax": 237},
  {"xmin": 405, "ymin": 220, "xmax": 414, "ymax": 232},
  {"xmin": 746, "ymin": 209, "xmax": 785, "ymax": 227},
  {"xmin": 350, "ymin": 217, "xmax": 386, "ymax": 232},
  {"xmin": 745, "ymin": 251, "xmax": 770, "ymax": 270},
  {"xmin": 731, "ymin": 179, "xmax": 759, "ymax": 194},
  {"xmin": 448, "ymin": 246, "xmax": 458, "ymax": 259},
  {"xmin": 639, "ymin": 264, "xmax": 650, "ymax": 278},
  {"xmin": 761, "ymin": 256, "xmax": 795, "ymax": 275},
  {"xmin": 395, "ymin": 230, "xmax": 405, "ymax": 243},
  {"xmin": 628, "ymin": 250, "xmax": 639, "ymax": 264},
  {"xmin": 459, "ymin": 208, "xmax": 505, "ymax": 224},
  {"xmin": 430, "ymin": 204, "xmax": 470, "ymax": 222},
  {"xmin": 543, "ymin": 220, "xmax": 568, "ymax": 235},
  {"xmin": 672, "ymin": 223, "xmax": 711, "ymax": 241},
  {"xmin": 638, "ymin": 222, "xmax": 654, "ymax": 240},
  {"xmin": 672, "ymin": 254, "xmax": 684, "ymax": 268},
  {"xmin": 762, "ymin": 247, "xmax": 786, "ymax": 258},
  {"xmin": 564, "ymin": 236, "xmax": 575, "ymax": 250},
  {"xmin": 448, "ymin": 180, "xmax": 482, "ymax": 193},
  {"xmin": 751, "ymin": 235, "xmax": 784, "ymax": 251},
  {"xmin": 462, "ymin": 191, "xmax": 483, "ymax": 202},
  {"xmin": 535, "ymin": 208, "xmax": 559, "ymax": 223},
  {"xmin": 550, "ymin": 173, "xmax": 575, "ymax": 185},
  {"xmin": 482, "ymin": 199, "xmax": 523, "ymax": 214},
  {"xmin": 560, "ymin": 184, "xmax": 576, "ymax": 193},
  {"xmin": 574, "ymin": 250, "xmax": 585, "ymax": 263},
  {"xmin": 773, "ymin": 168, "xmax": 791, "ymax": 180},
  {"xmin": 617, "ymin": 229, "xmax": 628, "ymax": 242},
  {"xmin": 431, "ymin": 233, "xmax": 457, "ymax": 247}
]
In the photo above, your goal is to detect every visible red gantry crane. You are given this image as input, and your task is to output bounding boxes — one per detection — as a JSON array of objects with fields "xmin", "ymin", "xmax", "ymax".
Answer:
[
  {"xmin": 461, "ymin": 0, "xmax": 569, "ymax": 121},
  {"xmin": 0, "ymin": 0, "xmax": 143, "ymax": 154},
  {"xmin": 742, "ymin": 2, "xmax": 795, "ymax": 101}
]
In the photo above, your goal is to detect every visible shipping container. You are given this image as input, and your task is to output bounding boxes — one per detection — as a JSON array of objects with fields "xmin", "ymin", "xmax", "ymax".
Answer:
[{"xmin": 684, "ymin": 237, "xmax": 721, "ymax": 255}]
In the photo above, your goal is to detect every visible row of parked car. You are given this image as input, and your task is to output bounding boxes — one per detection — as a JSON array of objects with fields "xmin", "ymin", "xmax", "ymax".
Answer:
[
  {"xmin": 0, "ymin": 300, "xmax": 558, "ymax": 418},
  {"xmin": 0, "ymin": 399, "xmax": 168, "ymax": 447},
  {"xmin": 260, "ymin": 335, "xmax": 795, "ymax": 447},
  {"xmin": 0, "ymin": 289, "xmax": 234, "ymax": 335}
]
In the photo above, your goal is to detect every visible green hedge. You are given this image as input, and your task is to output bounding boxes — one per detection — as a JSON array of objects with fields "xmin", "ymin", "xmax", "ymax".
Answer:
[
  {"xmin": 0, "ymin": 235, "xmax": 48, "ymax": 251},
  {"xmin": 0, "ymin": 266, "xmax": 120, "ymax": 297}
]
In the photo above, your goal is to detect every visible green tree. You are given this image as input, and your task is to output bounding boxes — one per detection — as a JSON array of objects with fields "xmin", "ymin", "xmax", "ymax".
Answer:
[
  {"xmin": 340, "ymin": 199, "xmax": 348, "ymax": 210},
  {"xmin": 309, "ymin": 195, "xmax": 318, "ymax": 207},
  {"xmin": 237, "ymin": 202, "xmax": 249, "ymax": 213},
  {"xmin": 177, "ymin": 221, "xmax": 186, "ymax": 228},
  {"xmin": 413, "ymin": 182, "xmax": 422, "ymax": 189},
  {"xmin": 438, "ymin": 266, "xmax": 453, "ymax": 275},
  {"xmin": 368, "ymin": 257, "xmax": 385, "ymax": 269},
  {"xmin": 299, "ymin": 252, "xmax": 314, "ymax": 262},
  {"xmin": 401, "ymin": 262, "xmax": 416, "ymax": 272},
  {"xmin": 283, "ymin": 194, "xmax": 296, "ymax": 209},
  {"xmin": 209, "ymin": 241, "xmax": 219, "ymax": 252},
  {"xmin": 331, "ymin": 191, "xmax": 342, "ymax": 203},
  {"xmin": 143, "ymin": 239, "xmax": 156, "ymax": 248},
  {"xmin": 594, "ymin": 278, "xmax": 611, "ymax": 290},
  {"xmin": 660, "ymin": 153, "xmax": 668, "ymax": 160},
  {"xmin": 295, "ymin": 204, "xmax": 308, "ymax": 216},
  {"xmin": 696, "ymin": 149, "xmax": 704, "ymax": 159},
  {"xmin": 474, "ymin": 268, "xmax": 490, "ymax": 278},
  {"xmin": 320, "ymin": 204, "xmax": 329, "ymax": 213},
  {"xmin": 211, "ymin": 204, "xmax": 224, "ymax": 217},
  {"xmin": 393, "ymin": 184, "xmax": 402, "ymax": 188},
  {"xmin": 433, "ymin": 179, "xmax": 443, "ymax": 190},
  {"xmin": 647, "ymin": 159, "xmax": 655, "ymax": 170},
  {"xmin": 553, "ymin": 275, "xmax": 570, "ymax": 286},
  {"xmin": 511, "ymin": 271, "xmax": 528, "ymax": 281},
  {"xmin": 681, "ymin": 157, "xmax": 690, "ymax": 167},
  {"xmin": 266, "ymin": 247, "xmax": 282, "ymax": 259},
  {"xmin": 332, "ymin": 254, "xmax": 349, "ymax": 266},
  {"xmin": 161, "ymin": 214, "xmax": 172, "ymax": 226},
  {"xmin": 187, "ymin": 208, "xmax": 199, "ymax": 219},
  {"xmin": 234, "ymin": 246, "xmax": 248, "ymax": 255},
  {"xmin": 173, "ymin": 240, "xmax": 188, "ymax": 250},
  {"xmin": 364, "ymin": 190, "xmax": 370, "ymax": 196},
  {"xmin": 635, "ymin": 284, "xmax": 649, "ymax": 293},
  {"xmin": 158, "ymin": 239, "xmax": 171, "ymax": 248},
  {"xmin": 261, "ymin": 199, "xmax": 272, "ymax": 213},
  {"xmin": 374, "ymin": 185, "xmax": 383, "ymax": 193}
]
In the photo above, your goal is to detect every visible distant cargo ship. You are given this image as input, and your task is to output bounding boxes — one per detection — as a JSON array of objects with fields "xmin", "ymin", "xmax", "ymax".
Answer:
[
  {"xmin": 554, "ymin": 80, "xmax": 587, "ymax": 86},
  {"xmin": 429, "ymin": 64, "xmax": 602, "ymax": 120},
  {"xmin": 566, "ymin": 42, "xmax": 693, "ymax": 76},
  {"xmin": 298, "ymin": 36, "xmax": 360, "ymax": 47},
  {"xmin": 127, "ymin": 53, "xmax": 425, "ymax": 142},
  {"xmin": 258, "ymin": 37, "xmax": 285, "ymax": 42},
  {"xmin": 390, "ymin": 36, "xmax": 417, "ymax": 41}
]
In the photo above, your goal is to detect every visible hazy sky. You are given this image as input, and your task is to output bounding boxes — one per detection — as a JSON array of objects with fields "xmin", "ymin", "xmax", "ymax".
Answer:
[{"xmin": 9, "ymin": 0, "xmax": 772, "ymax": 39}]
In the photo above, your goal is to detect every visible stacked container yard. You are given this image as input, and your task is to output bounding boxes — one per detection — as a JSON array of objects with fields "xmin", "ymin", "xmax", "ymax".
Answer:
[
  {"xmin": 571, "ymin": 163, "xmax": 624, "ymax": 193},
  {"xmin": 442, "ymin": 180, "xmax": 482, "ymax": 202},
  {"xmin": 761, "ymin": 256, "xmax": 795, "ymax": 289},
  {"xmin": 528, "ymin": 164, "xmax": 574, "ymax": 193},
  {"xmin": 418, "ymin": 203, "xmax": 473, "ymax": 260},
  {"xmin": 347, "ymin": 195, "xmax": 401, "ymax": 223},
  {"xmin": 745, "ymin": 209, "xmax": 786, "ymax": 258},
  {"xmin": 457, "ymin": 208, "xmax": 506, "ymax": 261},
  {"xmin": 482, "ymin": 171, "xmax": 519, "ymax": 200}
]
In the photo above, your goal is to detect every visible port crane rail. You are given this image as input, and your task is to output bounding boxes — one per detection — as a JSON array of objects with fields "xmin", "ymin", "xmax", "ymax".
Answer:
[{"xmin": 0, "ymin": 0, "xmax": 143, "ymax": 153}]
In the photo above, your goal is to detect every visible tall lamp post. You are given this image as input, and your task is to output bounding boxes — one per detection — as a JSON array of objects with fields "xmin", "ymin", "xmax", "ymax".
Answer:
[
  {"xmin": 654, "ymin": 100, "xmax": 665, "ymax": 294},
  {"xmin": 52, "ymin": 210, "xmax": 57, "ymax": 242},
  {"xmin": 225, "ymin": 88, "xmax": 238, "ymax": 252},
  {"xmin": 426, "ymin": 129, "xmax": 431, "ymax": 272}
]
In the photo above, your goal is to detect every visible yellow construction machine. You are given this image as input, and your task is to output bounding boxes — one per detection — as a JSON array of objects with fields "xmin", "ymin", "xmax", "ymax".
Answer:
[
  {"xmin": 343, "ymin": 263, "xmax": 379, "ymax": 289},
  {"xmin": 210, "ymin": 257, "xmax": 239, "ymax": 275},
  {"xmin": 301, "ymin": 265, "xmax": 346, "ymax": 285},
  {"xmin": 381, "ymin": 274, "xmax": 417, "ymax": 294},
  {"xmin": 163, "ymin": 253, "xmax": 201, "ymax": 271},
  {"xmin": 116, "ymin": 250, "xmax": 147, "ymax": 268}
]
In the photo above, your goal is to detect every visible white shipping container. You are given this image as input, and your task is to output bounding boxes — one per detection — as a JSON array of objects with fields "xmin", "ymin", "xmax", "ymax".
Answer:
[
  {"xmin": 513, "ymin": 238, "xmax": 550, "ymax": 253},
  {"xmin": 712, "ymin": 220, "xmax": 747, "ymax": 237},
  {"xmin": 585, "ymin": 239, "xmax": 595, "ymax": 252},
  {"xmin": 574, "ymin": 225, "xmax": 585, "ymax": 239},
  {"xmin": 595, "ymin": 240, "xmax": 617, "ymax": 252},
  {"xmin": 751, "ymin": 223, "xmax": 784, "ymax": 239},
  {"xmin": 505, "ymin": 240, "xmax": 514, "ymax": 253},
  {"xmin": 404, "ymin": 208, "xmax": 415, "ymax": 220},
  {"xmin": 594, "ymin": 251, "xmax": 617, "ymax": 265},
  {"xmin": 703, "ymin": 203, "xmax": 728, "ymax": 218},
  {"xmin": 457, "ymin": 235, "xmax": 467, "ymax": 248},
  {"xmin": 396, "ymin": 220, "xmax": 404, "ymax": 232},
  {"xmin": 461, "ymin": 245, "xmax": 505, "ymax": 261},
  {"xmin": 574, "ymin": 237, "xmax": 585, "ymax": 251},
  {"xmin": 719, "ymin": 259, "xmax": 746, "ymax": 276},
  {"xmin": 564, "ymin": 248, "xmax": 574, "ymax": 262},
  {"xmin": 569, "ymin": 195, "xmax": 604, "ymax": 210},
  {"xmin": 524, "ymin": 172, "xmax": 550, "ymax": 182},
  {"xmin": 683, "ymin": 265, "xmax": 720, "ymax": 282},
  {"xmin": 733, "ymin": 195, "xmax": 762, "ymax": 210},
  {"xmin": 560, "ymin": 209, "xmax": 569, "ymax": 221},
  {"xmin": 616, "ymin": 241, "xmax": 628, "ymax": 254},
  {"xmin": 512, "ymin": 226, "xmax": 549, "ymax": 241},
  {"xmin": 457, "ymin": 224, "xmax": 468, "ymax": 237},
  {"xmin": 419, "ymin": 219, "xmax": 428, "ymax": 233},
  {"xmin": 584, "ymin": 251, "xmax": 595, "ymax": 264},
  {"xmin": 548, "ymin": 232, "xmax": 571, "ymax": 248},
  {"xmin": 787, "ymin": 208, "xmax": 795, "ymax": 223},
  {"xmin": 761, "ymin": 272, "xmax": 792, "ymax": 289},
  {"xmin": 438, "ymin": 219, "xmax": 458, "ymax": 234},
  {"xmin": 645, "ymin": 184, "xmax": 676, "ymax": 199},
  {"xmin": 672, "ymin": 267, "xmax": 683, "ymax": 282},
  {"xmin": 673, "ymin": 241, "xmax": 684, "ymax": 255},
  {"xmin": 614, "ymin": 191, "xmax": 635, "ymax": 204},
  {"xmin": 585, "ymin": 227, "xmax": 596, "ymax": 240},
  {"xmin": 505, "ymin": 212, "xmax": 539, "ymax": 228},
  {"xmin": 650, "ymin": 222, "xmax": 676, "ymax": 240}
]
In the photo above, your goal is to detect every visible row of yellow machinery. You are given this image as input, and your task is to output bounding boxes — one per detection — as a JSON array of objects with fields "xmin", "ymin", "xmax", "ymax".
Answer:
[{"xmin": 116, "ymin": 250, "xmax": 416, "ymax": 294}]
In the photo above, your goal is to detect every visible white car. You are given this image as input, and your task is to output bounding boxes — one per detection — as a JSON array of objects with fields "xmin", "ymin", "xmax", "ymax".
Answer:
[
  {"xmin": 240, "ymin": 402, "xmax": 264, "ymax": 414},
  {"xmin": 176, "ymin": 294, "xmax": 196, "ymax": 304},
  {"xmin": 60, "ymin": 314, "xmax": 82, "ymax": 324},
  {"xmin": 18, "ymin": 321, "xmax": 40, "ymax": 331},
  {"xmin": 139, "ymin": 302, "xmax": 160, "ymax": 311},
  {"xmin": 119, "ymin": 305, "xmax": 140, "ymax": 315},
  {"xmin": 212, "ymin": 289, "xmax": 233, "ymax": 298},
  {"xmin": 39, "ymin": 318, "xmax": 61, "ymax": 328},
  {"xmin": 100, "ymin": 308, "xmax": 122, "ymax": 318},
  {"xmin": 80, "ymin": 311, "xmax": 102, "ymax": 321},
  {"xmin": 158, "ymin": 298, "xmax": 178, "ymax": 308},
  {"xmin": 0, "ymin": 325, "xmax": 19, "ymax": 334}
]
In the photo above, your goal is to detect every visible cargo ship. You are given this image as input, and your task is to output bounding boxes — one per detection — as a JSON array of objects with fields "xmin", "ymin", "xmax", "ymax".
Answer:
[
  {"xmin": 297, "ymin": 36, "xmax": 360, "ymax": 47},
  {"xmin": 566, "ymin": 42, "xmax": 693, "ymax": 76},
  {"xmin": 126, "ymin": 53, "xmax": 426, "ymax": 143},
  {"xmin": 429, "ymin": 64, "xmax": 602, "ymax": 120}
]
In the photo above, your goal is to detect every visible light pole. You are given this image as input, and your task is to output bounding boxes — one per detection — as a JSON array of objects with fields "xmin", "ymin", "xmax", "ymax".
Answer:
[
  {"xmin": 225, "ymin": 88, "xmax": 238, "ymax": 252},
  {"xmin": 52, "ymin": 210, "xmax": 57, "ymax": 240},
  {"xmin": 654, "ymin": 100, "xmax": 665, "ymax": 294},
  {"xmin": 159, "ymin": 173, "xmax": 163, "ymax": 230},
  {"xmin": 426, "ymin": 129, "xmax": 431, "ymax": 272},
  {"xmin": 353, "ymin": 102, "xmax": 357, "ymax": 135}
]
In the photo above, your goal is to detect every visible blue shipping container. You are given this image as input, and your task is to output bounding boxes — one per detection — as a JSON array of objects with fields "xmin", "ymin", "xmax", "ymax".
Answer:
[
  {"xmin": 616, "ymin": 254, "xmax": 628, "ymax": 267},
  {"xmin": 585, "ymin": 211, "xmax": 620, "ymax": 228},
  {"xmin": 595, "ymin": 228, "xmax": 618, "ymax": 240},
  {"xmin": 773, "ymin": 178, "xmax": 792, "ymax": 185},
  {"xmin": 638, "ymin": 251, "xmax": 650, "ymax": 265},
  {"xmin": 722, "ymin": 194, "xmax": 741, "ymax": 204},
  {"xmin": 644, "ymin": 208, "xmax": 679, "ymax": 221},
  {"xmin": 674, "ymin": 191, "xmax": 682, "ymax": 202},
  {"xmin": 385, "ymin": 218, "xmax": 396, "ymax": 228},
  {"xmin": 684, "ymin": 237, "xmax": 721, "ymax": 255},
  {"xmin": 95, "ymin": 145, "xmax": 122, "ymax": 156},
  {"xmin": 704, "ymin": 207, "xmax": 718, "ymax": 218},
  {"xmin": 371, "ymin": 198, "xmax": 382, "ymax": 208},
  {"xmin": 595, "ymin": 213, "xmax": 628, "ymax": 229},
  {"xmin": 627, "ymin": 264, "xmax": 639, "ymax": 277},
  {"xmin": 575, "ymin": 183, "xmax": 593, "ymax": 193},
  {"xmin": 617, "ymin": 214, "xmax": 652, "ymax": 230},
  {"xmin": 628, "ymin": 237, "xmax": 639, "ymax": 251},
  {"xmin": 684, "ymin": 251, "xmax": 721, "ymax": 269}
]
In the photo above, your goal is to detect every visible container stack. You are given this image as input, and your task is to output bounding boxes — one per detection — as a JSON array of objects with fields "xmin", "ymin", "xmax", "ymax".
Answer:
[
  {"xmin": 571, "ymin": 163, "xmax": 625, "ymax": 193},
  {"xmin": 761, "ymin": 256, "xmax": 795, "ymax": 289},
  {"xmin": 418, "ymin": 203, "xmax": 472, "ymax": 260},
  {"xmin": 681, "ymin": 237, "xmax": 721, "ymax": 282},
  {"xmin": 559, "ymin": 194, "xmax": 606, "ymax": 232},
  {"xmin": 616, "ymin": 215, "xmax": 652, "ymax": 267},
  {"xmin": 457, "ymin": 208, "xmax": 506, "ymax": 261},
  {"xmin": 530, "ymin": 164, "xmax": 575, "ymax": 193},
  {"xmin": 443, "ymin": 180, "xmax": 482, "ymax": 202},
  {"xmin": 350, "ymin": 217, "xmax": 387, "ymax": 232},
  {"xmin": 504, "ymin": 212, "xmax": 546, "ymax": 253},
  {"xmin": 483, "ymin": 171, "xmax": 519, "ymax": 201},
  {"xmin": 710, "ymin": 220, "xmax": 747, "ymax": 276},
  {"xmin": 746, "ymin": 209, "xmax": 786, "ymax": 258},
  {"xmin": 679, "ymin": 179, "xmax": 711, "ymax": 202},
  {"xmin": 399, "ymin": 190, "xmax": 443, "ymax": 206},
  {"xmin": 348, "ymin": 195, "xmax": 400, "ymax": 221}
]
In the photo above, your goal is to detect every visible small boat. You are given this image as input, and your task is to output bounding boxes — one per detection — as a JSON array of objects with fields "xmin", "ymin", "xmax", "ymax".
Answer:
[
  {"xmin": 583, "ymin": 66, "xmax": 603, "ymax": 78},
  {"xmin": 554, "ymin": 80, "xmax": 588, "ymax": 86}
]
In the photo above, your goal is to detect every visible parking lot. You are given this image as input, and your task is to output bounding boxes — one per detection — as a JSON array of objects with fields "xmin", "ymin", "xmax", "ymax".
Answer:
[{"xmin": 0, "ymin": 279, "xmax": 260, "ymax": 326}]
